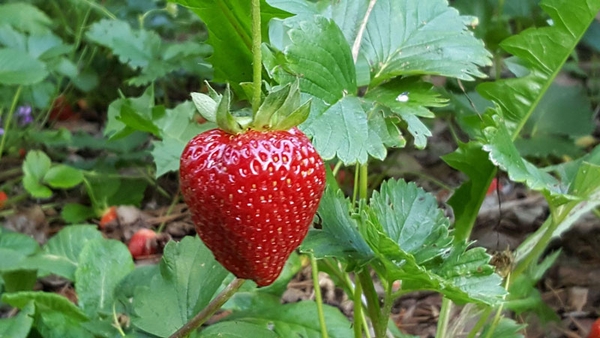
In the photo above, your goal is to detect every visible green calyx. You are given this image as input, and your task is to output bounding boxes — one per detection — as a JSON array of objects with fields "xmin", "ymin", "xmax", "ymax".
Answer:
[{"xmin": 190, "ymin": 79, "xmax": 310, "ymax": 135}]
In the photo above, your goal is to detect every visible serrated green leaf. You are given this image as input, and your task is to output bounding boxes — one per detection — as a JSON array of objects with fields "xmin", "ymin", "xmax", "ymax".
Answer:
[
  {"xmin": 0, "ymin": 3, "xmax": 51, "ymax": 34},
  {"xmin": 0, "ymin": 301, "xmax": 34, "ymax": 338},
  {"xmin": 198, "ymin": 321, "xmax": 279, "ymax": 338},
  {"xmin": 481, "ymin": 114, "xmax": 564, "ymax": 195},
  {"xmin": 478, "ymin": 0, "xmax": 600, "ymax": 134},
  {"xmin": 367, "ymin": 179, "xmax": 504, "ymax": 304},
  {"xmin": 21, "ymin": 226, "xmax": 103, "ymax": 281},
  {"xmin": 302, "ymin": 96, "xmax": 369, "ymax": 164},
  {"xmin": 43, "ymin": 165, "xmax": 84, "ymax": 189},
  {"xmin": 132, "ymin": 237, "xmax": 229, "ymax": 337},
  {"xmin": 360, "ymin": 0, "xmax": 490, "ymax": 86},
  {"xmin": 86, "ymin": 19, "xmax": 160, "ymax": 70},
  {"xmin": 75, "ymin": 239, "xmax": 135, "ymax": 317},
  {"xmin": 300, "ymin": 188, "xmax": 373, "ymax": 266},
  {"xmin": 2, "ymin": 292, "xmax": 93, "ymax": 338},
  {"xmin": 105, "ymin": 86, "xmax": 155, "ymax": 139},
  {"xmin": 480, "ymin": 317, "xmax": 526, "ymax": 338},
  {"xmin": 265, "ymin": 16, "xmax": 356, "ymax": 104},
  {"xmin": 3, "ymin": 291, "xmax": 88, "ymax": 322},
  {"xmin": 169, "ymin": 0, "xmax": 287, "ymax": 94},
  {"xmin": 0, "ymin": 48, "xmax": 48, "ymax": 85},
  {"xmin": 224, "ymin": 293, "xmax": 353, "ymax": 338},
  {"xmin": 370, "ymin": 180, "xmax": 452, "ymax": 263}
]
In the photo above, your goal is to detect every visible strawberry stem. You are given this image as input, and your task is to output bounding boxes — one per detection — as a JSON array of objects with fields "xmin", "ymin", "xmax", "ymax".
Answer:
[
  {"xmin": 251, "ymin": 0, "xmax": 262, "ymax": 114},
  {"xmin": 310, "ymin": 254, "xmax": 329, "ymax": 338},
  {"xmin": 169, "ymin": 278, "xmax": 246, "ymax": 338}
]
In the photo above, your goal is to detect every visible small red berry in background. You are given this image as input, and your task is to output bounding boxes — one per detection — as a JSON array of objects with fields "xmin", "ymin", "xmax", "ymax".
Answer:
[
  {"xmin": 589, "ymin": 318, "xmax": 600, "ymax": 338},
  {"xmin": 128, "ymin": 229, "xmax": 158, "ymax": 259},
  {"xmin": 99, "ymin": 206, "xmax": 118, "ymax": 229},
  {"xmin": 486, "ymin": 177, "xmax": 502, "ymax": 196},
  {"xmin": 49, "ymin": 95, "xmax": 76, "ymax": 121},
  {"xmin": 0, "ymin": 191, "xmax": 7, "ymax": 209}
]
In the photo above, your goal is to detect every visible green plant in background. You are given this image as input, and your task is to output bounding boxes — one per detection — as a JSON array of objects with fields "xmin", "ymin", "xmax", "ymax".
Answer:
[{"xmin": 1, "ymin": 0, "xmax": 600, "ymax": 337}]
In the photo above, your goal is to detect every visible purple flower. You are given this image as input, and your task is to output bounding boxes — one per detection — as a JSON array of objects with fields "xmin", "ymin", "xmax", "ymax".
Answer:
[{"xmin": 16, "ymin": 105, "xmax": 33, "ymax": 126}]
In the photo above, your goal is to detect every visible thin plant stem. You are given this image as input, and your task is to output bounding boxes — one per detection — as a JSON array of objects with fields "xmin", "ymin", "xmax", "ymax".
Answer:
[
  {"xmin": 251, "ymin": 0, "xmax": 262, "ymax": 113},
  {"xmin": 353, "ymin": 275, "xmax": 364, "ymax": 338},
  {"xmin": 352, "ymin": 163, "xmax": 360, "ymax": 205},
  {"xmin": 357, "ymin": 269, "xmax": 383, "ymax": 337},
  {"xmin": 351, "ymin": 0, "xmax": 377, "ymax": 63},
  {"xmin": 112, "ymin": 303, "xmax": 126, "ymax": 337},
  {"xmin": 156, "ymin": 192, "xmax": 180, "ymax": 233},
  {"xmin": 310, "ymin": 254, "xmax": 328, "ymax": 338},
  {"xmin": 0, "ymin": 86, "xmax": 22, "ymax": 161},
  {"xmin": 359, "ymin": 163, "xmax": 368, "ymax": 200},
  {"xmin": 332, "ymin": 161, "xmax": 343, "ymax": 177},
  {"xmin": 169, "ymin": 278, "xmax": 246, "ymax": 338},
  {"xmin": 435, "ymin": 297, "xmax": 452, "ymax": 338}
]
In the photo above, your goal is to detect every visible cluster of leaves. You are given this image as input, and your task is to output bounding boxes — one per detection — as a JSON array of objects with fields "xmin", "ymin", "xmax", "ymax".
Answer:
[
  {"xmin": 2, "ymin": 0, "xmax": 600, "ymax": 337},
  {"xmin": 0, "ymin": 226, "xmax": 353, "ymax": 337}
]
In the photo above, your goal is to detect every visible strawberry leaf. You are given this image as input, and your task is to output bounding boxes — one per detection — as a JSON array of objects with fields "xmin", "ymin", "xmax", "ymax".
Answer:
[
  {"xmin": 268, "ymin": 0, "xmax": 491, "ymax": 86},
  {"xmin": 366, "ymin": 180, "xmax": 505, "ymax": 304},
  {"xmin": 0, "ymin": 301, "xmax": 34, "ymax": 338},
  {"xmin": 0, "ymin": 48, "xmax": 48, "ymax": 85},
  {"xmin": 169, "ymin": 0, "xmax": 288, "ymax": 95},
  {"xmin": 445, "ymin": 0, "xmax": 600, "ymax": 242},
  {"xmin": 132, "ymin": 237, "xmax": 229, "ymax": 337},
  {"xmin": 198, "ymin": 321, "xmax": 279, "ymax": 338},
  {"xmin": 300, "ymin": 188, "xmax": 374, "ymax": 267},
  {"xmin": 75, "ymin": 239, "xmax": 135, "ymax": 318},
  {"xmin": 222, "ymin": 292, "xmax": 353, "ymax": 338},
  {"xmin": 20, "ymin": 226, "xmax": 103, "ymax": 281},
  {"xmin": 2, "ymin": 292, "xmax": 93, "ymax": 338}
]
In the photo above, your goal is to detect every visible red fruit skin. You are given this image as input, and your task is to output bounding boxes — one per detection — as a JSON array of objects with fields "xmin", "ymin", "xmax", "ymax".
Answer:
[
  {"xmin": 128, "ymin": 229, "xmax": 158, "ymax": 259},
  {"xmin": 589, "ymin": 318, "xmax": 600, "ymax": 338},
  {"xmin": 486, "ymin": 178, "xmax": 502, "ymax": 196},
  {"xmin": 0, "ymin": 191, "xmax": 7, "ymax": 209},
  {"xmin": 180, "ymin": 127, "xmax": 326, "ymax": 286},
  {"xmin": 99, "ymin": 206, "xmax": 118, "ymax": 229}
]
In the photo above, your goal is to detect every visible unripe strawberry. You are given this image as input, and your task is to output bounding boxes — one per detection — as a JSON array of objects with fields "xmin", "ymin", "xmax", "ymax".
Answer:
[{"xmin": 180, "ymin": 127, "xmax": 325, "ymax": 286}]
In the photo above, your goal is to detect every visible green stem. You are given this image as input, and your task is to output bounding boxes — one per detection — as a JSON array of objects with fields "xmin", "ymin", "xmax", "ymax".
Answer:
[
  {"xmin": 310, "ymin": 254, "xmax": 328, "ymax": 338},
  {"xmin": 352, "ymin": 163, "xmax": 360, "ymax": 205},
  {"xmin": 353, "ymin": 276, "xmax": 363, "ymax": 338},
  {"xmin": 112, "ymin": 303, "xmax": 126, "ymax": 337},
  {"xmin": 357, "ymin": 269, "xmax": 383, "ymax": 337},
  {"xmin": 359, "ymin": 164, "xmax": 368, "ymax": 200},
  {"xmin": 0, "ymin": 86, "xmax": 22, "ymax": 161},
  {"xmin": 251, "ymin": 0, "xmax": 262, "ymax": 113},
  {"xmin": 156, "ymin": 192, "xmax": 180, "ymax": 233},
  {"xmin": 169, "ymin": 278, "xmax": 246, "ymax": 338},
  {"xmin": 435, "ymin": 297, "xmax": 452, "ymax": 338}
]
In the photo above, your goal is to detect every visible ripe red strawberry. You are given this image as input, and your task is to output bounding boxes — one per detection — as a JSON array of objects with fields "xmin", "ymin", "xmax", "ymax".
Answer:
[
  {"xmin": 180, "ymin": 127, "xmax": 325, "ymax": 286},
  {"xmin": 128, "ymin": 229, "xmax": 158, "ymax": 259}
]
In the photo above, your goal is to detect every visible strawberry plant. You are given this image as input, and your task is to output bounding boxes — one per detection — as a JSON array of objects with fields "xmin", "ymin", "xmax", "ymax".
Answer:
[{"xmin": 1, "ymin": 0, "xmax": 600, "ymax": 337}]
